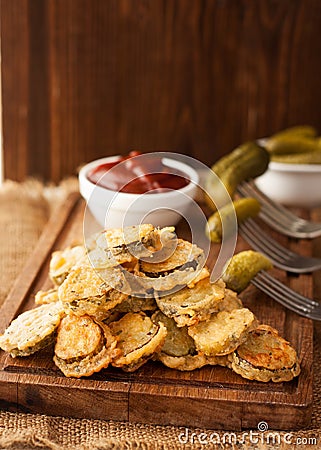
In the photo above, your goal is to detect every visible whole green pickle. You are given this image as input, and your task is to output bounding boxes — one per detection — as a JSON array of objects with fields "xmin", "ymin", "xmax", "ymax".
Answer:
[
  {"xmin": 271, "ymin": 150, "xmax": 321, "ymax": 164},
  {"xmin": 206, "ymin": 198, "xmax": 261, "ymax": 243},
  {"xmin": 205, "ymin": 142, "xmax": 269, "ymax": 210},
  {"xmin": 222, "ymin": 250, "xmax": 273, "ymax": 294},
  {"xmin": 268, "ymin": 125, "xmax": 317, "ymax": 141},
  {"xmin": 265, "ymin": 135, "xmax": 319, "ymax": 155}
]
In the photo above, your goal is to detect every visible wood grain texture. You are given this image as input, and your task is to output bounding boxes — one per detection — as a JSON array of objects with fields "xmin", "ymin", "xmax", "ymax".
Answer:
[
  {"xmin": 1, "ymin": 0, "xmax": 321, "ymax": 182},
  {"xmin": 0, "ymin": 194, "xmax": 313, "ymax": 430}
]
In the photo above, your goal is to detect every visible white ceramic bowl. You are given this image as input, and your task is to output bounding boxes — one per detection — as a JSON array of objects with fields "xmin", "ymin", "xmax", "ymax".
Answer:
[
  {"xmin": 79, "ymin": 155, "xmax": 200, "ymax": 228},
  {"xmin": 255, "ymin": 161, "xmax": 321, "ymax": 208}
]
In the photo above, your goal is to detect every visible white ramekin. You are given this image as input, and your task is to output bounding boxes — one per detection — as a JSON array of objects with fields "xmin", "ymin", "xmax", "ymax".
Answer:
[{"xmin": 79, "ymin": 155, "xmax": 200, "ymax": 228}]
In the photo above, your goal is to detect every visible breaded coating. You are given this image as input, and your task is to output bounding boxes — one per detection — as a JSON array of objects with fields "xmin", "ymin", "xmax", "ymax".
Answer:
[
  {"xmin": 49, "ymin": 245, "xmax": 87, "ymax": 286},
  {"xmin": 35, "ymin": 288, "xmax": 59, "ymax": 305},
  {"xmin": 54, "ymin": 315, "xmax": 119, "ymax": 377},
  {"xmin": 110, "ymin": 312, "xmax": 167, "ymax": 371},
  {"xmin": 94, "ymin": 225, "xmax": 176, "ymax": 269},
  {"xmin": 229, "ymin": 324, "xmax": 300, "ymax": 382},
  {"xmin": 188, "ymin": 308, "xmax": 257, "ymax": 356},
  {"xmin": 152, "ymin": 310, "xmax": 208, "ymax": 371},
  {"xmin": 0, "ymin": 302, "xmax": 65, "ymax": 357},
  {"xmin": 155, "ymin": 278, "xmax": 226, "ymax": 327},
  {"xmin": 140, "ymin": 239, "xmax": 203, "ymax": 274},
  {"xmin": 58, "ymin": 265, "xmax": 128, "ymax": 319},
  {"xmin": 217, "ymin": 288, "xmax": 243, "ymax": 312},
  {"xmin": 137, "ymin": 239, "xmax": 206, "ymax": 292}
]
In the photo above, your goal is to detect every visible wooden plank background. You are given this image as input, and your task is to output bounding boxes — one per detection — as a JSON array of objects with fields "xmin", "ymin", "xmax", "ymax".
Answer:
[{"xmin": 1, "ymin": 0, "xmax": 321, "ymax": 182}]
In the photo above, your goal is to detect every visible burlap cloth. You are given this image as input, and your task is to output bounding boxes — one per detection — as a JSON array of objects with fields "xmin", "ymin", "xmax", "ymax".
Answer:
[{"xmin": 0, "ymin": 180, "xmax": 320, "ymax": 450}]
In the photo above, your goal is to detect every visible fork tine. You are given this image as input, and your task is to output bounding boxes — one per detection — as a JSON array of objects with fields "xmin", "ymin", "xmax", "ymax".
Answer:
[
  {"xmin": 251, "ymin": 277, "xmax": 321, "ymax": 319},
  {"xmin": 305, "ymin": 307, "xmax": 321, "ymax": 321},
  {"xmin": 240, "ymin": 181, "xmax": 303, "ymax": 224},
  {"xmin": 238, "ymin": 182, "xmax": 299, "ymax": 226},
  {"xmin": 256, "ymin": 271, "xmax": 319, "ymax": 307},
  {"xmin": 248, "ymin": 181, "xmax": 318, "ymax": 229},
  {"xmin": 241, "ymin": 219, "xmax": 295, "ymax": 259},
  {"xmin": 239, "ymin": 227, "xmax": 285, "ymax": 263},
  {"xmin": 239, "ymin": 222, "xmax": 295, "ymax": 265},
  {"xmin": 253, "ymin": 274, "xmax": 314, "ymax": 311},
  {"xmin": 238, "ymin": 181, "xmax": 321, "ymax": 239},
  {"xmin": 252, "ymin": 278, "xmax": 308, "ymax": 314},
  {"xmin": 251, "ymin": 270, "xmax": 321, "ymax": 320},
  {"xmin": 239, "ymin": 219, "xmax": 321, "ymax": 273}
]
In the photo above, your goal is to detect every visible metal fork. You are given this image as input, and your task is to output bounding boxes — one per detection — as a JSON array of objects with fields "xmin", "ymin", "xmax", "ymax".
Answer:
[
  {"xmin": 251, "ymin": 270, "xmax": 321, "ymax": 321},
  {"xmin": 239, "ymin": 218, "xmax": 321, "ymax": 273},
  {"xmin": 237, "ymin": 180, "xmax": 321, "ymax": 239}
]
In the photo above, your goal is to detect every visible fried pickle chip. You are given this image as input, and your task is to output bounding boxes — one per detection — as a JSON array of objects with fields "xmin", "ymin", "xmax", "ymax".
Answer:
[
  {"xmin": 96, "ymin": 224, "xmax": 155, "ymax": 249},
  {"xmin": 103, "ymin": 310, "xmax": 124, "ymax": 325},
  {"xmin": 35, "ymin": 288, "xmax": 59, "ymax": 305},
  {"xmin": 0, "ymin": 302, "xmax": 65, "ymax": 357},
  {"xmin": 93, "ymin": 225, "xmax": 176, "ymax": 268},
  {"xmin": 87, "ymin": 246, "xmax": 137, "ymax": 268},
  {"xmin": 58, "ymin": 265, "xmax": 128, "ymax": 319},
  {"xmin": 152, "ymin": 312, "xmax": 232, "ymax": 371},
  {"xmin": 187, "ymin": 267, "xmax": 210, "ymax": 288},
  {"xmin": 49, "ymin": 245, "xmax": 87, "ymax": 286},
  {"xmin": 188, "ymin": 308, "xmax": 257, "ymax": 356},
  {"xmin": 152, "ymin": 311, "xmax": 195, "ymax": 357},
  {"xmin": 114, "ymin": 296, "xmax": 157, "ymax": 313},
  {"xmin": 167, "ymin": 354, "xmax": 231, "ymax": 370},
  {"xmin": 137, "ymin": 240, "xmax": 206, "ymax": 292},
  {"xmin": 151, "ymin": 310, "xmax": 209, "ymax": 371},
  {"xmin": 155, "ymin": 278, "xmax": 226, "ymax": 327},
  {"xmin": 54, "ymin": 314, "xmax": 119, "ymax": 378},
  {"xmin": 110, "ymin": 312, "xmax": 167, "ymax": 371},
  {"xmin": 229, "ymin": 324, "xmax": 300, "ymax": 382},
  {"xmin": 55, "ymin": 314, "xmax": 102, "ymax": 360},
  {"xmin": 140, "ymin": 239, "xmax": 203, "ymax": 274},
  {"xmin": 157, "ymin": 353, "xmax": 209, "ymax": 371},
  {"xmin": 217, "ymin": 288, "xmax": 243, "ymax": 312}
]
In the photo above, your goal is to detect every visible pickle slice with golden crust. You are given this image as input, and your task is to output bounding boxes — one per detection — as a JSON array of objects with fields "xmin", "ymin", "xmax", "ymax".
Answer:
[
  {"xmin": 152, "ymin": 310, "xmax": 196, "ymax": 357},
  {"xmin": 35, "ymin": 288, "xmax": 59, "ymax": 305},
  {"xmin": 95, "ymin": 225, "xmax": 176, "ymax": 265},
  {"xmin": 155, "ymin": 278, "xmax": 226, "ymax": 327},
  {"xmin": 49, "ymin": 245, "xmax": 87, "ymax": 286},
  {"xmin": 96, "ymin": 224, "xmax": 155, "ymax": 250},
  {"xmin": 54, "ymin": 314, "xmax": 119, "ymax": 378},
  {"xmin": 140, "ymin": 239, "xmax": 203, "ymax": 274},
  {"xmin": 113, "ymin": 296, "xmax": 157, "ymax": 313},
  {"xmin": 158, "ymin": 353, "xmax": 209, "ymax": 371},
  {"xmin": 151, "ymin": 310, "xmax": 208, "ymax": 371},
  {"xmin": 58, "ymin": 265, "xmax": 128, "ymax": 319},
  {"xmin": 188, "ymin": 308, "xmax": 257, "ymax": 356},
  {"xmin": 229, "ymin": 324, "xmax": 300, "ymax": 382},
  {"xmin": 137, "ymin": 239, "xmax": 206, "ymax": 292},
  {"xmin": 110, "ymin": 312, "xmax": 167, "ymax": 372},
  {"xmin": 152, "ymin": 311, "xmax": 232, "ymax": 371},
  {"xmin": 187, "ymin": 267, "xmax": 210, "ymax": 288},
  {"xmin": 217, "ymin": 288, "xmax": 243, "ymax": 312},
  {"xmin": 0, "ymin": 302, "xmax": 65, "ymax": 357}
]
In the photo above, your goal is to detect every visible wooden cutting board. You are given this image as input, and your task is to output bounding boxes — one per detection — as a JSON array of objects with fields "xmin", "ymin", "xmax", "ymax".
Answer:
[{"xmin": 0, "ymin": 192, "xmax": 313, "ymax": 430}]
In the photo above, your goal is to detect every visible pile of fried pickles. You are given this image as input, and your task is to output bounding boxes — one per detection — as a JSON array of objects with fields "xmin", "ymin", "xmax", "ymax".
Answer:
[{"xmin": 0, "ymin": 224, "xmax": 300, "ymax": 382}]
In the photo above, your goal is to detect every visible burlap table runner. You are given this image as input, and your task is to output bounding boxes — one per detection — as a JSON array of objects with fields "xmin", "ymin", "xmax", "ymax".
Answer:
[{"xmin": 0, "ymin": 180, "xmax": 320, "ymax": 450}]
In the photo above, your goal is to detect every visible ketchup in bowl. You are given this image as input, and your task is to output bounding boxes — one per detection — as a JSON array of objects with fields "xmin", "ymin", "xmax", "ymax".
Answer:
[{"xmin": 87, "ymin": 151, "xmax": 190, "ymax": 194}]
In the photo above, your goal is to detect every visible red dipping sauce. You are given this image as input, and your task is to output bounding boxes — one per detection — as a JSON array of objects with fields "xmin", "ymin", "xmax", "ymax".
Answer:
[{"xmin": 87, "ymin": 151, "xmax": 190, "ymax": 194}]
